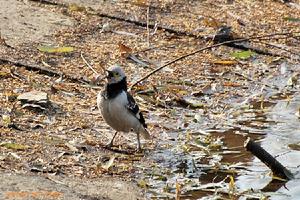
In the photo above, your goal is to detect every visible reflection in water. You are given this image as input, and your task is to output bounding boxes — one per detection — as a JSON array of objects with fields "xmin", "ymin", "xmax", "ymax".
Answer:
[
  {"xmin": 236, "ymin": 93, "xmax": 300, "ymax": 199},
  {"xmin": 142, "ymin": 92, "xmax": 300, "ymax": 199}
]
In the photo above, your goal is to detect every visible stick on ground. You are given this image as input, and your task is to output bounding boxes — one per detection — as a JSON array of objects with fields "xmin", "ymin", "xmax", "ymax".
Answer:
[
  {"xmin": 130, "ymin": 31, "xmax": 300, "ymax": 89},
  {"xmin": 0, "ymin": 57, "xmax": 89, "ymax": 84},
  {"xmin": 244, "ymin": 137, "xmax": 294, "ymax": 180}
]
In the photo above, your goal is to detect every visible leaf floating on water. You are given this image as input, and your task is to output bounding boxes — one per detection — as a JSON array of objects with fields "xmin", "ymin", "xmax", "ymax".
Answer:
[
  {"xmin": 1, "ymin": 142, "xmax": 28, "ymax": 150},
  {"xmin": 228, "ymin": 175, "xmax": 236, "ymax": 193},
  {"xmin": 231, "ymin": 50, "xmax": 255, "ymax": 60},
  {"xmin": 288, "ymin": 143, "xmax": 300, "ymax": 151},
  {"xmin": 38, "ymin": 46, "xmax": 74, "ymax": 53}
]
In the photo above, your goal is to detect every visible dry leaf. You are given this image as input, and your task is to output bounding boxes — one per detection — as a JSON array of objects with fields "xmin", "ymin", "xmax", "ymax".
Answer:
[
  {"xmin": 38, "ymin": 46, "xmax": 74, "ymax": 53},
  {"xmin": 176, "ymin": 181, "xmax": 181, "ymax": 200},
  {"xmin": 68, "ymin": 3, "xmax": 86, "ymax": 12},
  {"xmin": 118, "ymin": 43, "xmax": 132, "ymax": 58},
  {"xmin": 223, "ymin": 82, "xmax": 241, "ymax": 87},
  {"xmin": 213, "ymin": 60, "xmax": 237, "ymax": 65},
  {"xmin": 203, "ymin": 17, "xmax": 221, "ymax": 28},
  {"xmin": 1, "ymin": 142, "xmax": 28, "ymax": 150},
  {"xmin": 132, "ymin": 0, "xmax": 149, "ymax": 7}
]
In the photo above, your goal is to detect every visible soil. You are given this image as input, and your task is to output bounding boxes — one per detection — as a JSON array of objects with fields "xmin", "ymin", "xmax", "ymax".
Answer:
[
  {"xmin": 1, "ymin": 0, "xmax": 300, "ymax": 199},
  {"xmin": 0, "ymin": 172, "xmax": 143, "ymax": 200}
]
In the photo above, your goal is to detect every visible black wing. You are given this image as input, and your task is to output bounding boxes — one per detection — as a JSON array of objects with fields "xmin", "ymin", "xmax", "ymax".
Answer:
[{"xmin": 126, "ymin": 92, "xmax": 147, "ymax": 128}]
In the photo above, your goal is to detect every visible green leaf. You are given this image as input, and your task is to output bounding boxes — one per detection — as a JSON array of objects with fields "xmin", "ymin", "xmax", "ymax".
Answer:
[
  {"xmin": 231, "ymin": 50, "xmax": 255, "ymax": 60},
  {"xmin": 38, "ymin": 46, "xmax": 74, "ymax": 53},
  {"xmin": 283, "ymin": 17, "xmax": 300, "ymax": 22},
  {"xmin": 1, "ymin": 142, "xmax": 28, "ymax": 150}
]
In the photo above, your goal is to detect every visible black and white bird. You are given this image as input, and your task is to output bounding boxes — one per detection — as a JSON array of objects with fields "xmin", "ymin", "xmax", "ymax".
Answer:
[{"xmin": 97, "ymin": 64, "xmax": 151, "ymax": 151}]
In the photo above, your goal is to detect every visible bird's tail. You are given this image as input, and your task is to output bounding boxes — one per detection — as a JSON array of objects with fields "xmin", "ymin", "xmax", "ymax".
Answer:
[{"xmin": 141, "ymin": 126, "xmax": 151, "ymax": 140}]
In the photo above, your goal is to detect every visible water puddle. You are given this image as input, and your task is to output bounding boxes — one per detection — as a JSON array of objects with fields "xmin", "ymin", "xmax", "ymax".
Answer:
[
  {"xmin": 137, "ymin": 89, "xmax": 300, "ymax": 199},
  {"xmin": 235, "ymin": 92, "xmax": 300, "ymax": 199}
]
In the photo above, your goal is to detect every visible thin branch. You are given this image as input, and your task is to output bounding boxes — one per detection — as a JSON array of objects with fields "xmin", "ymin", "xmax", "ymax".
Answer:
[
  {"xmin": 28, "ymin": 0, "xmax": 204, "ymax": 39},
  {"xmin": 97, "ymin": 13, "xmax": 204, "ymax": 39},
  {"xmin": 244, "ymin": 138, "xmax": 294, "ymax": 180},
  {"xmin": 257, "ymin": 41, "xmax": 300, "ymax": 57},
  {"xmin": 80, "ymin": 52, "xmax": 99, "ymax": 74},
  {"xmin": 28, "ymin": 0, "xmax": 60, "ymax": 6},
  {"xmin": 130, "ymin": 31, "xmax": 299, "ymax": 89},
  {"xmin": 0, "ymin": 57, "xmax": 89, "ymax": 84},
  {"xmin": 146, "ymin": 6, "xmax": 150, "ymax": 47},
  {"xmin": 29, "ymin": 0, "xmax": 300, "ymax": 57}
]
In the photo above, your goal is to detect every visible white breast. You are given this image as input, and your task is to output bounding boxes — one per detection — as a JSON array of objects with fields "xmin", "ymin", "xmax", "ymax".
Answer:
[{"xmin": 98, "ymin": 91, "xmax": 141, "ymax": 133}]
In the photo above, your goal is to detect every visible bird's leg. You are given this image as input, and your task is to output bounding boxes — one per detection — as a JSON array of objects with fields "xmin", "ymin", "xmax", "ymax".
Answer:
[
  {"xmin": 137, "ymin": 132, "xmax": 142, "ymax": 152},
  {"xmin": 108, "ymin": 131, "xmax": 118, "ymax": 147}
]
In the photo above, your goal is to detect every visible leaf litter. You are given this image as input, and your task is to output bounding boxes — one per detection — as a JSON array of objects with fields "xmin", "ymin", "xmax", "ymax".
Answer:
[{"xmin": 1, "ymin": 0, "xmax": 300, "ymax": 199}]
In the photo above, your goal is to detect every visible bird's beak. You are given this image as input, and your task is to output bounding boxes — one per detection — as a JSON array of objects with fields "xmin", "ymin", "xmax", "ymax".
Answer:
[{"xmin": 106, "ymin": 70, "xmax": 114, "ymax": 79}]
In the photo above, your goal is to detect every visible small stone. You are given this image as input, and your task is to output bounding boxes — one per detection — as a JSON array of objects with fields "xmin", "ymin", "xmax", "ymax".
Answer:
[{"xmin": 17, "ymin": 91, "xmax": 48, "ymax": 103}]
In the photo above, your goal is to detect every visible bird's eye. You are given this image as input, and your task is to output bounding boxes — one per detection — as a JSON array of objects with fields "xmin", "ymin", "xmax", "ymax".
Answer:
[{"xmin": 113, "ymin": 72, "xmax": 119, "ymax": 77}]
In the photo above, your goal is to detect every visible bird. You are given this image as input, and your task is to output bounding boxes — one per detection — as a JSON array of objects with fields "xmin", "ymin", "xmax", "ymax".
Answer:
[{"xmin": 97, "ymin": 64, "xmax": 151, "ymax": 151}]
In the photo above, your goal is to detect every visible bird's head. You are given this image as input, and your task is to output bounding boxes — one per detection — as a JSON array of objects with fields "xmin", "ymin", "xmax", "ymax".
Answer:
[{"xmin": 106, "ymin": 64, "xmax": 126, "ymax": 84}]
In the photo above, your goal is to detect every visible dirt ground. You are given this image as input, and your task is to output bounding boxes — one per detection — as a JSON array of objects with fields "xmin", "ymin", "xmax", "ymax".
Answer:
[{"xmin": 1, "ymin": 0, "xmax": 300, "ymax": 199}]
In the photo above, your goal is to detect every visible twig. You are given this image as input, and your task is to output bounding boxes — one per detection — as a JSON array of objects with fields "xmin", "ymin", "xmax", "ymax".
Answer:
[
  {"xmin": 225, "ymin": 42, "xmax": 280, "ymax": 56},
  {"xmin": 130, "ymin": 31, "xmax": 300, "ymax": 89},
  {"xmin": 257, "ymin": 41, "xmax": 300, "ymax": 57},
  {"xmin": 146, "ymin": 6, "xmax": 150, "ymax": 47},
  {"xmin": 29, "ymin": 0, "xmax": 300, "ymax": 57},
  {"xmin": 100, "ymin": 144, "xmax": 136, "ymax": 155},
  {"xmin": 46, "ymin": 175, "xmax": 68, "ymax": 185},
  {"xmin": 98, "ymin": 13, "xmax": 203, "ymax": 39},
  {"xmin": 244, "ymin": 137, "xmax": 294, "ymax": 180},
  {"xmin": 0, "ymin": 57, "xmax": 89, "ymax": 84},
  {"xmin": 28, "ymin": 0, "xmax": 204, "ymax": 39},
  {"xmin": 28, "ymin": 0, "xmax": 60, "ymax": 6},
  {"xmin": 80, "ymin": 52, "xmax": 99, "ymax": 74}
]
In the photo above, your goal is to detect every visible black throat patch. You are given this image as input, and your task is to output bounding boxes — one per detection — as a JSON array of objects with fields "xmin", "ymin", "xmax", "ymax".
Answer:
[{"xmin": 106, "ymin": 77, "xmax": 127, "ymax": 99}]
